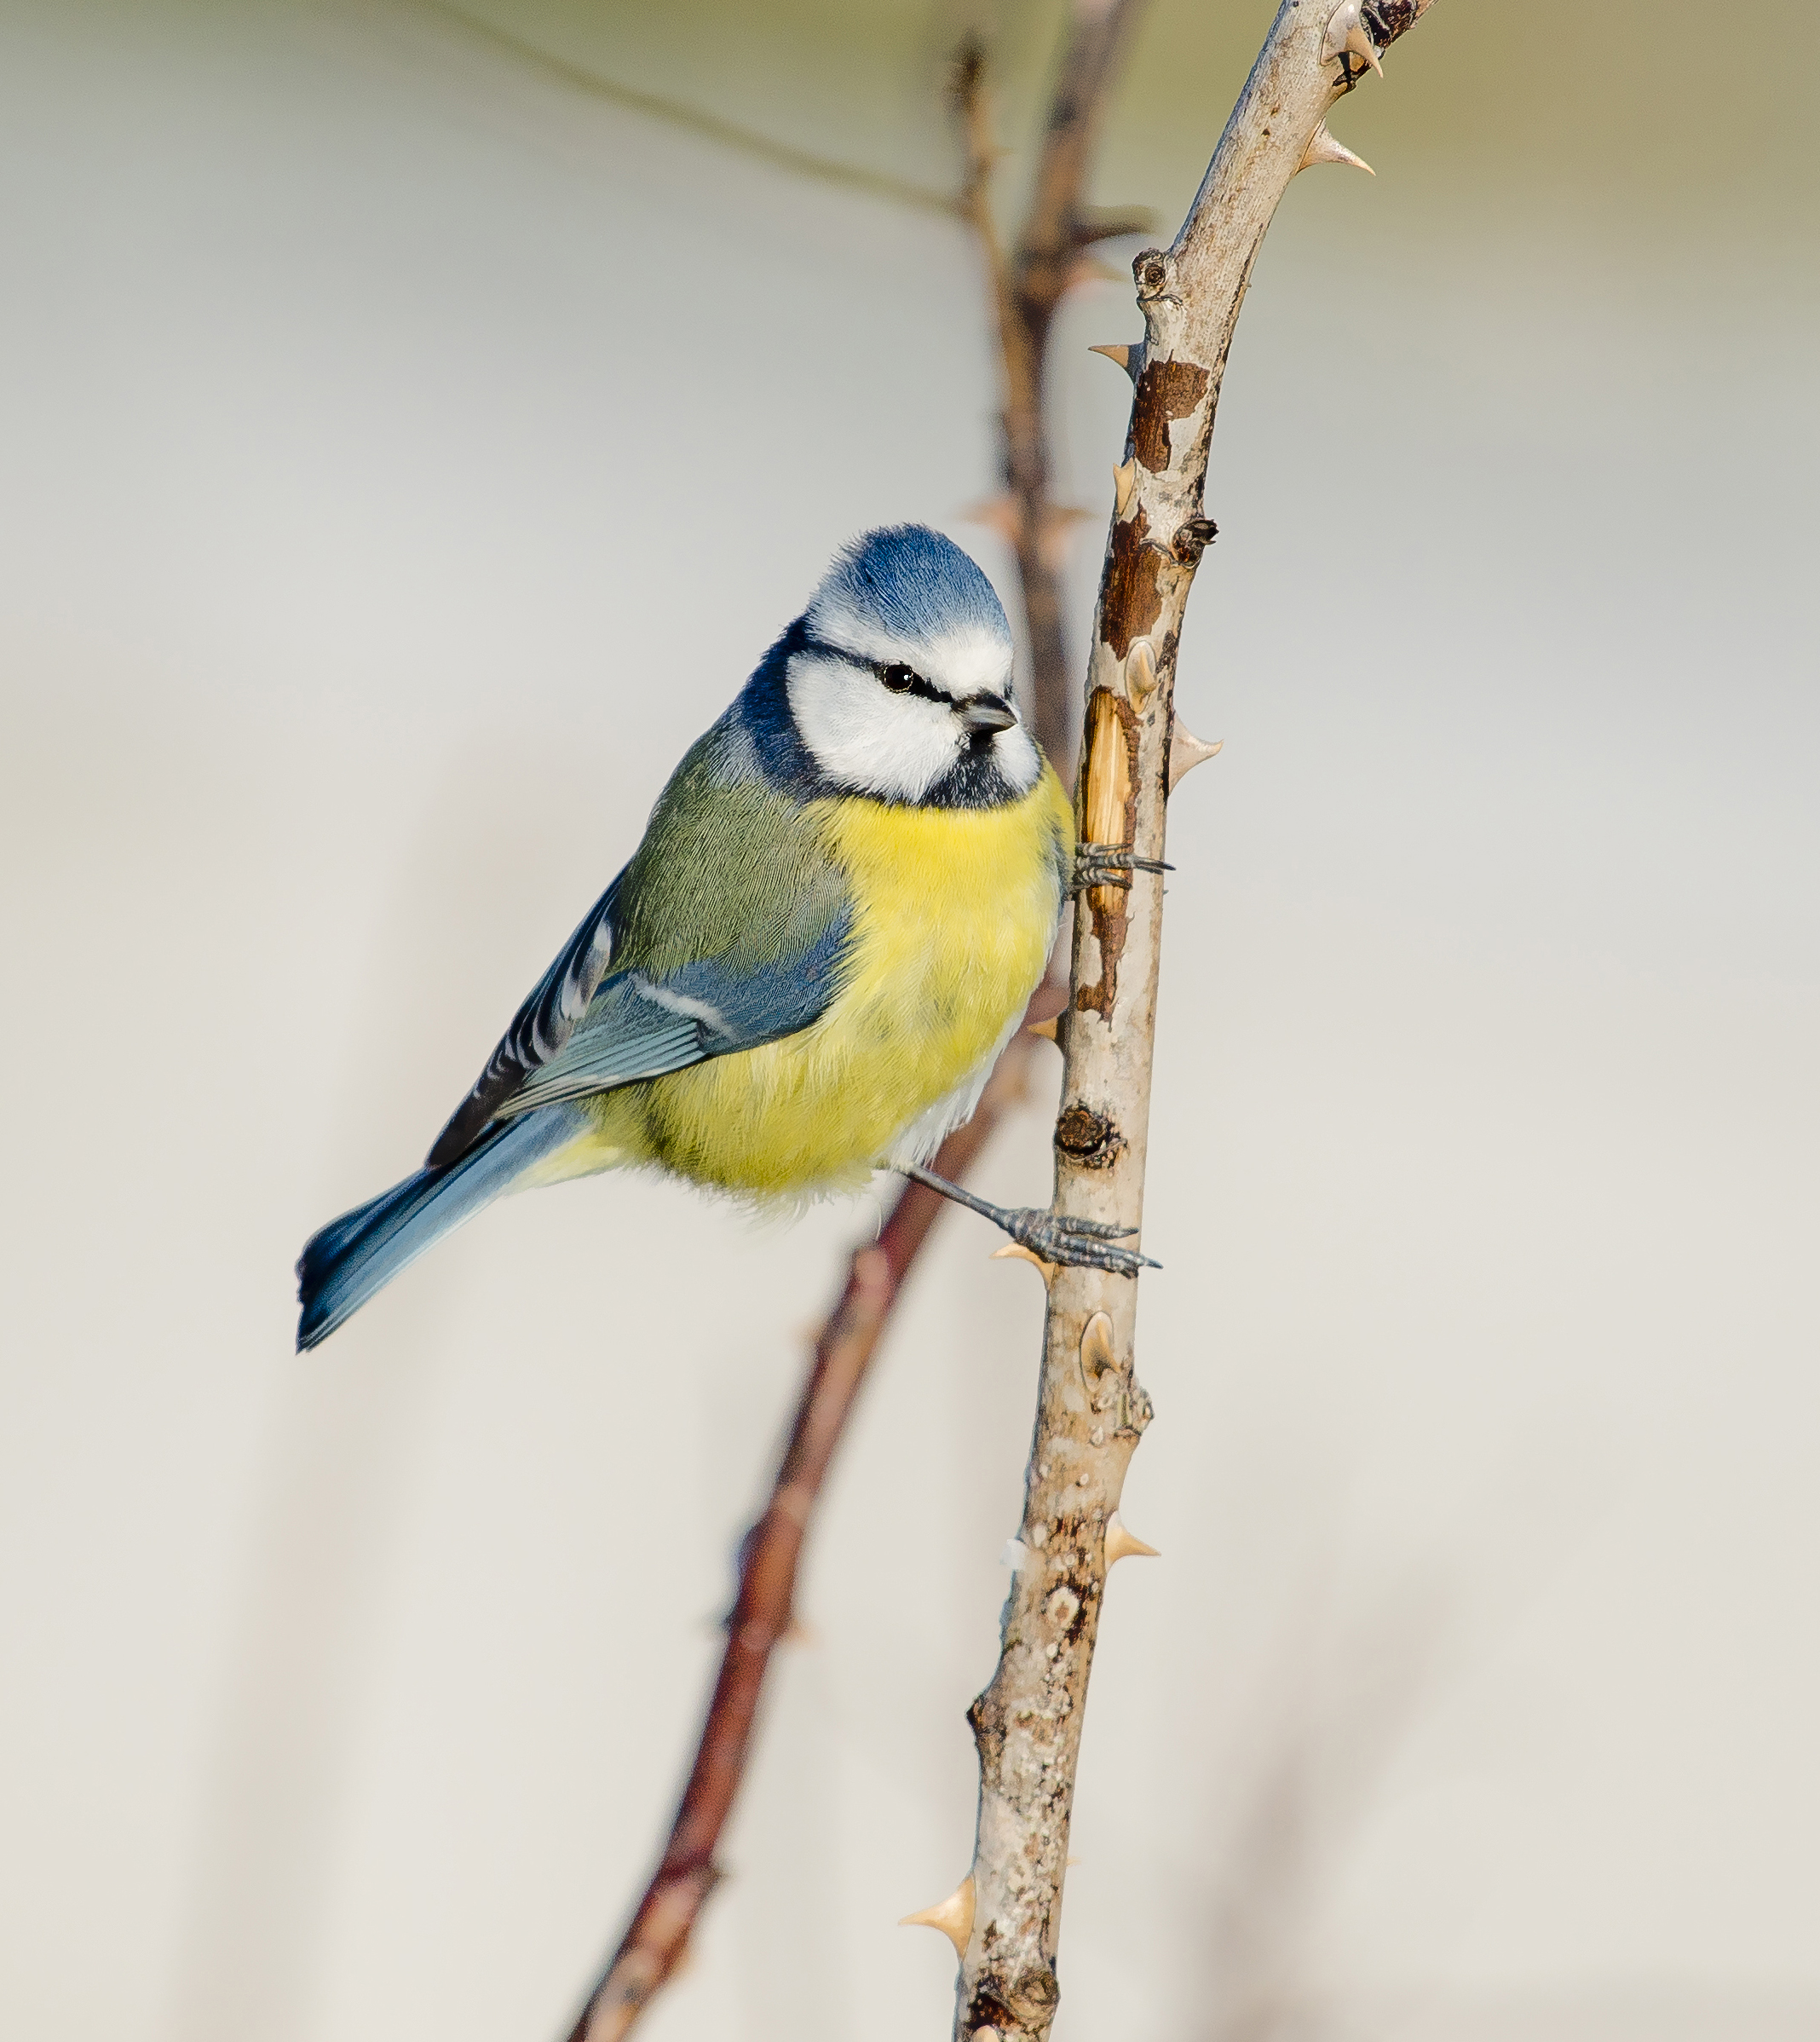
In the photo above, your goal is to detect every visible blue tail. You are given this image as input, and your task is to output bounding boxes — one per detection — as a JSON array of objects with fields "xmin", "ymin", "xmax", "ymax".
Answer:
[{"xmin": 296, "ymin": 1107, "xmax": 584, "ymax": 1351}]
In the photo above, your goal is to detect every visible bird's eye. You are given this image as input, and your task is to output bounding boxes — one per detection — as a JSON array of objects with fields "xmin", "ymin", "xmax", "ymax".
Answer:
[{"xmin": 879, "ymin": 662, "xmax": 920, "ymax": 693}]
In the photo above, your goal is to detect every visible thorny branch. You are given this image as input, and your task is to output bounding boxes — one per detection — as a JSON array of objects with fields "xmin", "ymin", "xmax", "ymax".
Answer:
[
  {"xmin": 558, "ymin": 13, "xmax": 1149, "ymax": 2038},
  {"xmin": 426, "ymin": 0, "xmax": 959, "ymax": 217},
  {"xmin": 938, "ymin": 6, "xmax": 1442, "ymax": 2041}
]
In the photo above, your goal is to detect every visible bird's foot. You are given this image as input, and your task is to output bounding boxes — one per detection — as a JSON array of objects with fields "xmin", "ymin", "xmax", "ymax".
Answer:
[
  {"xmin": 899, "ymin": 1162, "xmax": 1160, "ymax": 1278},
  {"xmin": 1073, "ymin": 841, "xmax": 1173, "ymax": 893},
  {"xmin": 1002, "ymin": 1204, "xmax": 1159, "ymax": 1278}
]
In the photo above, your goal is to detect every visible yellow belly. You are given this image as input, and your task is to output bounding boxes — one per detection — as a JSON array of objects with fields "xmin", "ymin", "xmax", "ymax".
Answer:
[{"xmin": 567, "ymin": 769, "xmax": 1072, "ymax": 1197}]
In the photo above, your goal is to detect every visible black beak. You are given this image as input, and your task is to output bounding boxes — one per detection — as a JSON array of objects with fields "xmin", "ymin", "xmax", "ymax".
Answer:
[{"xmin": 957, "ymin": 692, "xmax": 1017, "ymax": 735}]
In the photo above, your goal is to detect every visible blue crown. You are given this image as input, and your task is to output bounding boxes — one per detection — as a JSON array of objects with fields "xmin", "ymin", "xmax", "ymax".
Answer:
[{"xmin": 812, "ymin": 525, "xmax": 1010, "ymax": 643}]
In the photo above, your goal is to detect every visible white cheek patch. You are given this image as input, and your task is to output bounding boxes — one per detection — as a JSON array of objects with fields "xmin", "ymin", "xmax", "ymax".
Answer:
[
  {"xmin": 989, "ymin": 723, "xmax": 1043, "ymax": 795},
  {"xmin": 788, "ymin": 653, "xmax": 961, "ymax": 802}
]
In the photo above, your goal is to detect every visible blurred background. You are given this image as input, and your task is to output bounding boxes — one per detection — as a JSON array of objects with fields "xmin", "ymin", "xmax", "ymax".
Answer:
[{"xmin": 2, "ymin": 1, "xmax": 1816, "ymax": 2038}]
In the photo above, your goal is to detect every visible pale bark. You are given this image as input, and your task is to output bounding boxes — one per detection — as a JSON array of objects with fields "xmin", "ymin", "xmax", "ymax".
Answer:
[{"xmin": 949, "ymin": 7, "xmax": 1439, "ymax": 2038}]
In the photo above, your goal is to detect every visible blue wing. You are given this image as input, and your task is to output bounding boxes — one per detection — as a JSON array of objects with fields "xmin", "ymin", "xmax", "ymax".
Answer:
[
  {"xmin": 426, "ymin": 714, "xmax": 854, "ymax": 1166},
  {"xmin": 497, "ymin": 906, "xmax": 851, "ymax": 1116},
  {"xmin": 427, "ymin": 871, "xmax": 625, "ymax": 1167}
]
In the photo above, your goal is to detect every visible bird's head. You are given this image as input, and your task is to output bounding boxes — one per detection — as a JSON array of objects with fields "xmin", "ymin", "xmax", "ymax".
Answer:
[{"xmin": 784, "ymin": 526, "xmax": 1041, "ymax": 806}]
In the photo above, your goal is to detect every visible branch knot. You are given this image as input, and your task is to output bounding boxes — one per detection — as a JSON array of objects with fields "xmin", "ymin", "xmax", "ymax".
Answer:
[{"xmin": 1132, "ymin": 247, "xmax": 1175, "ymax": 302}]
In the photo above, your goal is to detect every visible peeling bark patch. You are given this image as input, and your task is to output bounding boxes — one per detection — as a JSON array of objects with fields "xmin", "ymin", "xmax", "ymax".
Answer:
[
  {"xmin": 966, "ymin": 1986, "xmax": 1021, "ymax": 2035},
  {"xmin": 1131, "ymin": 358, "xmax": 1208, "ymax": 473},
  {"xmin": 1096, "ymin": 509, "xmax": 1162, "ymax": 660},
  {"xmin": 1074, "ymin": 690, "xmax": 1138, "ymax": 1019},
  {"xmin": 966, "ymin": 1965, "xmax": 1061, "ymax": 2033},
  {"xmin": 1045, "ymin": 1569, "xmax": 1100, "ymax": 1651},
  {"xmin": 1054, "ymin": 1103, "xmax": 1122, "ymax": 1168}
]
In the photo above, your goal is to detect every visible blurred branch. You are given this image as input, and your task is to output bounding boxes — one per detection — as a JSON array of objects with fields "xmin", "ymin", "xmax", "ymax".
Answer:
[
  {"xmin": 1200, "ymin": 1587, "xmax": 1450, "ymax": 2042},
  {"xmin": 556, "ymin": 9, "xmax": 1156, "ymax": 2038},
  {"xmin": 952, "ymin": 2, "xmax": 1153, "ymax": 778},
  {"xmin": 425, "ymin": 0, "xmax": 957, "ymax": 216},
  {"xmin": 947, "ymin": 5, "xmax": 1440, "ymax": 2039}
]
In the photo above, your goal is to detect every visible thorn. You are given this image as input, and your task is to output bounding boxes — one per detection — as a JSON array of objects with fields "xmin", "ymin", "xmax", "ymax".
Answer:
[
  {"xmin": 1027, "ymin": 998, "xmax": 1067, "ymax": 1049},
  {"xmin": 782, "ymin": 1614, "xmax": 818, "ymax": 1647},
  {"xmin": 963, "ymin": 494, "xmax": 1021, "ymax": 545},
  {"xmin": 1167, "ymin": 724, "xmax": 1223, "ymax": 793},
  {"xmin": 1113, "ymin": 459, "xmax": 1138, "ymax": 519},
  {"xmin": 1126, "ymin": 637, "xmax": 1159, "ymax": 701},
  {"xmin": 1105, "ymin": 1511, "xmax": 1160, "ymax": 1566},
  {"xmin": 1001, "ymin": 1537, "xmax": 1030, "ymax": 1571},
  {"xmin": 901, "ymin": 1875, "xmax": 975, "ymax": 1957},
  {"xmin": 1299, "ymin": 122, "xmax": 1375, "ymax": 176},
  {"xmin": 1091, "ymin": 340, "xmax": 1146, "ymax": 384},
  {"xmin": 1080, "ymin": 1311, "xmax": 1117, "ymax": 1379},
  {"xmin": 1322, "ymin": 0, "xmax": 1384, "ymax": 77},
  {"xmin": 1067, "ymin": 1855, "xmax": 1082, "ymax": 1868},
  {"xmin": 993, "ymin": 1241, "xmax": 1058, "ymax": 1285}
]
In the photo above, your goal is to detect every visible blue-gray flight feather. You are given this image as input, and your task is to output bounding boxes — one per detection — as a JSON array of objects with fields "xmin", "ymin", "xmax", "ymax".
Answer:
[
  {"xmin": 297, "ymin": 1105, "xmax": 588, "ymax": 1351},
  {"xmin": 428, "ymin": 709, "xmax": 854, "ymax": 1156},
  {"xmin": 428, "ymin": 871, "xmax": 625, "ymax": 1168},
  {"xmin": 498, "ymin": 905, "xmax": 851, "ymax": 1116}
]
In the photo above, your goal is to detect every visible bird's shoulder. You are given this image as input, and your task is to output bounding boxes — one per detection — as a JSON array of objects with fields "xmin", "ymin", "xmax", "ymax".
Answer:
[{"xmin": 608, "ymin": 709, "xmax": 850, "ymax": 976}]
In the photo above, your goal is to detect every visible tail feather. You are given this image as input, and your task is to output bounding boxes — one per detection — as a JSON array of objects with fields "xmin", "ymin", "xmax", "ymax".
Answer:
[{"xmin": 297, "ymin": 1107, "xmax": 582, "ymax": 1351}]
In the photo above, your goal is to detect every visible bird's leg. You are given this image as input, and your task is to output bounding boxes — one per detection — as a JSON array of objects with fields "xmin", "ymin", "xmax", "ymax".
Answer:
[
  {"xmin": 1072, "ymin": 841, "xmax": 1173, "ymax": 892},
  {"xmin": 896, "ymin": 1162, "xmax": 1160, "ymax": 1278}
]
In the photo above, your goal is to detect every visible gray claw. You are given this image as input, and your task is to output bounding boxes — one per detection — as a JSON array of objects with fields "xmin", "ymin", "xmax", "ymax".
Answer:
[
  {"xmin": 1075, "ymin": 1242, "xmax": 1154, "ymax": 1278},
  {"xmin": 1053, "ymin": 1214, "xmax": 1142, "ymax": 1240},
  {"xmin": 1072, "ymin": 842, "xmax": 1174, "ymax": 894},
  {"xmin": 1006, "ymin": 1208, "xmax": 1161, "ymax": 1275}
]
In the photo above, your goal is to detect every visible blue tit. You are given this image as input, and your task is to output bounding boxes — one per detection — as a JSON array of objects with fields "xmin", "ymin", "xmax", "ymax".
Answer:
[{"xmin": 297, "ymin": 524, "xmax": 1148, "ymax": 1353}]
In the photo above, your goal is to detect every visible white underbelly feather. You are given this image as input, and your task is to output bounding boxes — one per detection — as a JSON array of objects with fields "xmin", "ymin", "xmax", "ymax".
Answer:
[{"xmin": 878, "ymin": 1003, "xmax": 1026, "ymax": 1172}]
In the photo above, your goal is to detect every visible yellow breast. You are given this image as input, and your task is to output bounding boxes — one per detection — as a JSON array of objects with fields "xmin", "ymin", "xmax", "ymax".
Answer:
[{"xmin": 618, "ymin": 766, "xmax": 1073, "ymax": 1197}]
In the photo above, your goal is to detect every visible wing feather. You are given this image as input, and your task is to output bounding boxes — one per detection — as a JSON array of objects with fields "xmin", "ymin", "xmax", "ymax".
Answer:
[
  {"xmin": 494, "ymin": 978, "xmax": 706, "ymax": 1113},
  {"xmin": 425, "ymin": 716, "xmax": 854, "ymax": 1167},
  {"xmin": 427, "ymin": 870, "xmax": 624, "ymax": 1167},
  {"xmin": 499, "ymin": 906, "xmax": 852, "ymax": 1117}
]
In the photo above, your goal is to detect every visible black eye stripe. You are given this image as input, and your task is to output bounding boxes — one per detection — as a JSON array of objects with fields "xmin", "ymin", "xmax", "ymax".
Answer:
[
  {"xmin": 794, "ymin": 633, "xmax": 957, "ymax": 709},
  {"xmin": 877, "ymin": 660, "xmax": 946, "ymax": 703}
]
